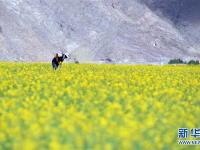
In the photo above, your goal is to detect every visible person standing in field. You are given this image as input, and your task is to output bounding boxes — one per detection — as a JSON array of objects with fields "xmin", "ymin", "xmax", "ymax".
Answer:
[
  {"xmin": 52, "ymin": 53, "xmax": 68, "ymax": 70},
  {"xmin": 52, "ymin": 53, "xmax": 59, "ymax": 70}
]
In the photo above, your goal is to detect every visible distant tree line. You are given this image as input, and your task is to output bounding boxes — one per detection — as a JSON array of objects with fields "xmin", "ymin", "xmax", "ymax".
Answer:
[{"xmin": 168, "ymin": 59, "xmax": 199, "ymax": 65}]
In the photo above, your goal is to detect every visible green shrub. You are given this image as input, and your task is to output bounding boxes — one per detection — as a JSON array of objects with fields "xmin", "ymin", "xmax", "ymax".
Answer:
[
  {"xmin": 168, "ymin": 59, "xmax": 185, "ymax": 64},
  {"xmin": 188, "ymin": 60, "xmax": 199, "ymax": 65}
]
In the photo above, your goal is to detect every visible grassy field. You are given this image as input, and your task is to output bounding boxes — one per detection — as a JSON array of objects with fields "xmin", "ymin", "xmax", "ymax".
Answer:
[{"xmin": 0, "ymin": 63, "xmax": 200, "ymax": 150}]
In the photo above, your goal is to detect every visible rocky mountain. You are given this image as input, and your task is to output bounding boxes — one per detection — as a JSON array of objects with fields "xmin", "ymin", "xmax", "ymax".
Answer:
[
  {"xmin": 143, "ymin": 0, "xmax": 200, "ymax": 56},
  {"xmin": 0, "ymin": 0, "xmax": 200, "ymax": 63}
]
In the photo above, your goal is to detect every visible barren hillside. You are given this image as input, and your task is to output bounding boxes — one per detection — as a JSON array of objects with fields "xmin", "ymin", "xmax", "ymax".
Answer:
[{"xmin": 0, "ymin": 0, "xmax": 199, "ymax": 63}]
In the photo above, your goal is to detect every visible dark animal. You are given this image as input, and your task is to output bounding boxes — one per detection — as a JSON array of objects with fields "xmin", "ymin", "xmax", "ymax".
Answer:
[{"xmin": 52, "ymin": 53, "xmax": 68, "ymax": 70}]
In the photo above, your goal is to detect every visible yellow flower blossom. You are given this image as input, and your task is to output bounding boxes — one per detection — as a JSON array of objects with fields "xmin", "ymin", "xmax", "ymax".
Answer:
[{"xmin": 0, "ymin": 63, "xmax": 199, "ymax": 149}]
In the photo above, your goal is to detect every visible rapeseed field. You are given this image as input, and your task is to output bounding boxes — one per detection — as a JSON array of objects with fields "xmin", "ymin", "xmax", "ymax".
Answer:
[{"xmin": 0, "ymin": 63, "xmax": 200, "ymax": 150}]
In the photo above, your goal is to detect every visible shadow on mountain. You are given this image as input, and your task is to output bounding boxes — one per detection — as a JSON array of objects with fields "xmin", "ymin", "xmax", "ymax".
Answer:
[{"xmin": 142, "ymin": 0, "xmax": 200, "ymax": 25}]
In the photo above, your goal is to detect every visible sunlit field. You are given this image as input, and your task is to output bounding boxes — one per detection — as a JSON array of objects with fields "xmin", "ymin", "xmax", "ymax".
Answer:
[{"xmin": 0, "ymin": 63, "xmax": 200, "ymax": 150}]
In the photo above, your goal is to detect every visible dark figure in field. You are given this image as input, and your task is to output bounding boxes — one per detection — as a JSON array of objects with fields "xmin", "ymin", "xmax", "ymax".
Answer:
[{"xmin": 52, "ymin": 53, "xmax": 68, "ymax": 70}]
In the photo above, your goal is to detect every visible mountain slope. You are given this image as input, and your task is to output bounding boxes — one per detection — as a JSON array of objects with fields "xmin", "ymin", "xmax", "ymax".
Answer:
[
  {"xmin": 142, "ymin": 0, "xmax": 200, "ymax": 56},
  {"xmin": 0, "ymin": 0, "xmax": 199, "ymax": 63}
]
